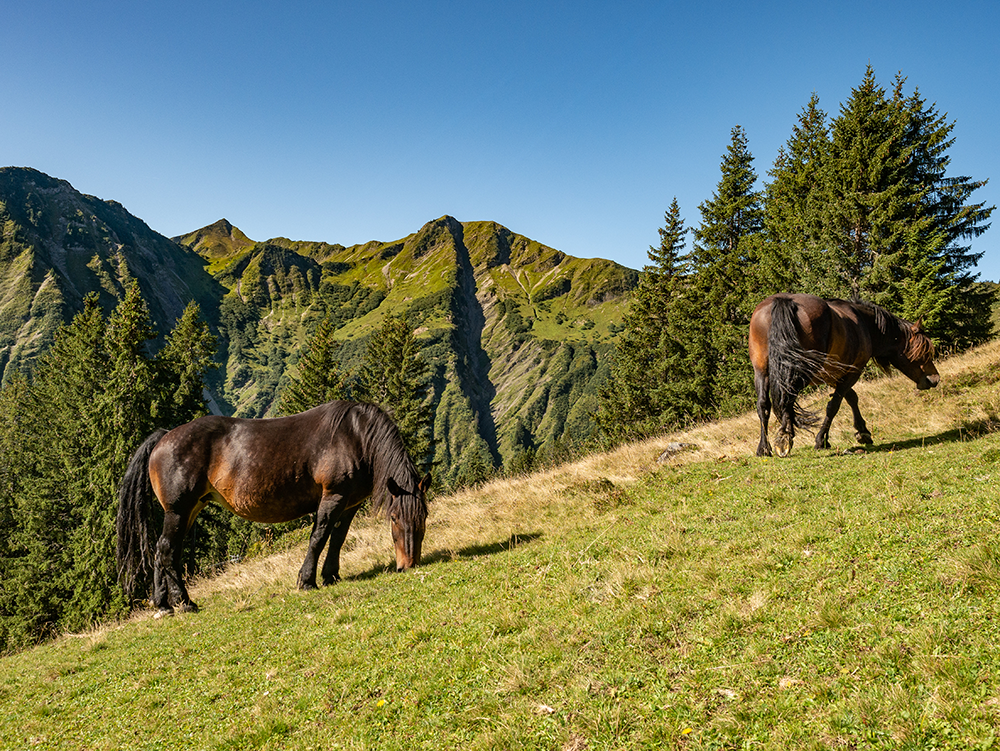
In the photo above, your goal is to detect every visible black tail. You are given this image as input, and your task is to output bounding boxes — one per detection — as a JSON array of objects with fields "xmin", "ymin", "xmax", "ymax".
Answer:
[
  {"xmin": 768, "ymin": 297, "xmax": 823, "ymax": 430},
  {"xmin": 116, "ymin": 428, "xmax": 169, "ymax": 604}
]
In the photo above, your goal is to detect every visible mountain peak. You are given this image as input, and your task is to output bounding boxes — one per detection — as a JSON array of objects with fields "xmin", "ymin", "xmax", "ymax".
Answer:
[{"xmin": 174, "ymin": 219, "xmax": 255, "ymax": 260}]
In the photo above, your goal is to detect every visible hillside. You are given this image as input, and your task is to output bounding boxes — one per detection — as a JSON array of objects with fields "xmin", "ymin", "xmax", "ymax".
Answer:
[
  {"xmin": 176, "ymin": 214, "xmax": 638, "ymax": 486},
  {"xmin": 0, "ymin": 167, "xmax": 223, "ymax": 377},
  {"xmin": 0, "ymin": 167, "xmax": 637, "ymax": 485},
  {"xmin": 3, "ymin": 338, "xmax": 1000, "ymax": 749}
]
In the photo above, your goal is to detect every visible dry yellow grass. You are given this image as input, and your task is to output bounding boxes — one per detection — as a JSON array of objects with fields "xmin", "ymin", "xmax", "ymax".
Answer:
[{"xmin": 186, "ymin": 338, "xmax": 1000, "ymax": 610}]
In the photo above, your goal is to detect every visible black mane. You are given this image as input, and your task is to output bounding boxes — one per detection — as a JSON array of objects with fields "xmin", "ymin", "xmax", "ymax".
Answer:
[{"xmin": 350, "ymin": 402, "xmax": 426, "ymax": 524}]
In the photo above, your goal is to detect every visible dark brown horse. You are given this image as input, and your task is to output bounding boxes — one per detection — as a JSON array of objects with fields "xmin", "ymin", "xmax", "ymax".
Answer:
[
  {"xmin": 748, "ymin": 294, "xmax": 939, "ymax": 457},
  {"xmin": 117, "ymin": 401, "xmax": 430, "ymax": 617}
]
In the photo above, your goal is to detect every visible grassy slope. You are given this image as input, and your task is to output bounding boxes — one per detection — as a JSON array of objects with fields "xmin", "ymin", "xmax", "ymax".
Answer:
[
  {"xmin": 5, "ymin": 342, "xmax": 1000, "ymax": 748},
  {"xmin": 196, "ymin": 216, "xmax": 633, "ymax": 477}
]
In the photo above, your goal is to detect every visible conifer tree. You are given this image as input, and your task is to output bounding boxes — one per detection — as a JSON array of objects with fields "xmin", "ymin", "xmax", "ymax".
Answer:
[
  {"xmin": 763, "ymin": 93, "xmax": 833, "ymax": 294},
  {"xmin": 815, "ymin": 67, "xmax": 994, "ymax": 343},
  {"xmin": 597, "ymin": 198, "xmax": 704, "ymax": 439},
  {"xmin": 355, "ymin": 314, "xmax": 433, "ymax": 471},
  {"xmin": 0, "ymin": 285, "xmax": 219, "ymax": 651},
  {"xmin": 819, "ymin": 66, "xmax": 917, "ymax": 302},
  {"xmin": 276, "ymin": 315, "xmax": 347, "ymax": 415},
  {"xmin": 688, "ymin": 125, "xmax": 764, "ymax": 415},
  {"xmin": 895, "ymin": 84, "xmax": 995, "ymax": 345},
  {"xmin": 156, "ymin": 302, "xmax": 218, "ymax": 426}
]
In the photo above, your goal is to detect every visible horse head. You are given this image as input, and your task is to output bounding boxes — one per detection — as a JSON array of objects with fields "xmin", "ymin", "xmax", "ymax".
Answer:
[
  {"xmin": 387, "ymin": 473, "xmax": 431, "ymax": 572},
  {"xmin": 894, "ymin": 320, "xmax": 940, "ymax": 390}
]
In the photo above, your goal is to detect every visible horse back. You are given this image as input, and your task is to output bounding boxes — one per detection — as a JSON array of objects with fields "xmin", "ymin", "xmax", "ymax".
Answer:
[
  {"xmin": 148, "ymin": 403, "xmax": 367, "ymax": 525},
  {"xmin": 751, "ymin": 293, "xmax": 873, "ymax": 386},
  {"xmin": 749, "ymin": 293, "xmax": 834, "ymax": 372}
]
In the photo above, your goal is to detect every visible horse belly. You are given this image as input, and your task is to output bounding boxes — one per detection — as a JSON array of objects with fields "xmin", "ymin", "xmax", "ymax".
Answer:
[{"xmin": 210, "ymin": 464, "xmax": 322, "ymax": 524}]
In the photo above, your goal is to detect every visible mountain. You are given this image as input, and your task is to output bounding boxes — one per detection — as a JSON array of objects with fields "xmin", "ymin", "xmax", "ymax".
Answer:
[
  {"xmin": 176, "ymin": 215, "xmax": 638, "ymax": 486},
  {"xmin": 0, "ymin": 167, "xmax": 223, "ymax": 376},
  {"xmin": 0, "ymin": 167, "xmax": 637, "ymax": 485}
]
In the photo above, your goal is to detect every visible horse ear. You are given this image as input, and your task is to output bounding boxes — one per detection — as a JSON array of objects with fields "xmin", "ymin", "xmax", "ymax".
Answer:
[
  {"xmin": 914, "ymin": 318, "xmax": 924, "ymax": 333},
  {"xmin": 419, "ymin": 473, "xmax": 432, "ymax": 494}
]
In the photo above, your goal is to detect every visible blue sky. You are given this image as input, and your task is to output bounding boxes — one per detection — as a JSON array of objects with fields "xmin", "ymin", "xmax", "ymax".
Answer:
[{"xmin": 3, "ymin": 1, "xmax": 998, "ymax": 281}]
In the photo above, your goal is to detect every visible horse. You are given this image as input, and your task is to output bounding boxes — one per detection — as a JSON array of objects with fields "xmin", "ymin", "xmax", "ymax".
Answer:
[
  {"xmin": 748, "ymin": 293, "xmax": 939, "ymax": 457},
  {"xmin": 116, "ymin": 400, "xmax": 431, "ymax": 618}
]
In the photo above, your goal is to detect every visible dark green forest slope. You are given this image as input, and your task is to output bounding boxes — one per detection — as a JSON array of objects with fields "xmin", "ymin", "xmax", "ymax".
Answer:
[
  {"xmin": 0, "ymin": 167, "xmax": 636, "ymax": 486},
  {"xmin": 176, "ymin": 215, "xmax": 637, "ymax": 486}
]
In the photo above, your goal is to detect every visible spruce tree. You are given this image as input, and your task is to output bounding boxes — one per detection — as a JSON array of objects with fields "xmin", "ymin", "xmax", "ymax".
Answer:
[
  {"xmin": 896, "ymin": 84, "xmax": 995, "ymax": 345},
  {"xmin": 0, "ymin": 285, "xmax": 219, "ymax": 651},
  {"xmin": 815, "ymin": 67, "xmax": 994, "ymax": 344},
  {"xmin": 763, "ymin": 93, "xmax": 834, "ymax": 294},
  {"xmin": 355, "ymin": 314, "xmax": 433, "ymax": 471},
  {"xmin": 597, "ymin": 198, "xmax": 704, "ymax": 439},
  {"xmin": 819, "ymin": 66, "xmax": 919, "ymax": 301},
  {"xmin": 156, "ymin": 302, "xmax": 218, "ymax": 426},
  {"xmin": 276, "ymin": 315, "xmax": 347, "ymax": 415},
  {"xmin": 688, "ymin": 125, "xmax": 765, "ymax": 415}
]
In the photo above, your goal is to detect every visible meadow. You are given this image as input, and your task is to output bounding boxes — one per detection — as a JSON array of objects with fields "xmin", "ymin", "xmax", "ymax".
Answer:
[{"xmin": 3, "ymin": 341, "xmax": 1000, "ymax": 750}]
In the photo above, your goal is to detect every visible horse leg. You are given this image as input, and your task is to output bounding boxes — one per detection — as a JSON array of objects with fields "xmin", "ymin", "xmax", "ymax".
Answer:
[
  {"xmin": 321, "ymin": 506, "xmax": 362, "ymax": 585},
  {"xmin": 774, "ymin": 411, "xmax": 794, "ymax": 457},
  {"xmin": 815, "ymin": 390, "xmax": 846, "ymax": 450},
  {"xmin": 844, "ymin": 388, "xmax": 873, "ymax": 444},
  {"xmin": 297, "ymin": 497, "xmax": 339, "ymax": 590},
  {"xmin": 755, "ymin": 369, "xmax": 773, "ymax": 457},
  {"xmin": 152, "ymin": 510, "xmax": 196, "ymax": 617}
]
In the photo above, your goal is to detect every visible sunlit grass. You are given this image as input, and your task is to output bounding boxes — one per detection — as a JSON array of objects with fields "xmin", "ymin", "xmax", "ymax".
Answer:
[{"xmin": 3, "ymin": 340, "xmax": 1000, "ymax": 749}]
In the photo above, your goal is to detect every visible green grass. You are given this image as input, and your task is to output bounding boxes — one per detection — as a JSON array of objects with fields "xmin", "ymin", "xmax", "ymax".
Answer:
[{"xmin": 4, "ymin": 422, "xmax": 1000, "ymax": 748}]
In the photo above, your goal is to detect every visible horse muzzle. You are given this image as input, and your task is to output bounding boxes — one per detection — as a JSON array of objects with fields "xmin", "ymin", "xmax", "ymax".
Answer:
[{"xmin": 918, "ymin": 374, "xmax": 940, "ymax": 390}]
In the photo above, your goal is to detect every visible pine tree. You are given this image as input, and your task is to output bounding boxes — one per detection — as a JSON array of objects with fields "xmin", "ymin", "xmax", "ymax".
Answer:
[
  {"xmin": 355, "ymin": 314, "xmax": 433, "ymax": 471},
  {"xmin": 597, "ymin": 198, "xmax": 704, "ymax": 439},
  {"xmin": 276, "ymin": 315, "xmax": 347, "ymax": 415},
  {"xmin": 688, "ymin": 125, "xmax": 765, "ymax": 415},
  {"xmin": 763, "ymin": 93, "xmax": 834, "ymax": 294}
]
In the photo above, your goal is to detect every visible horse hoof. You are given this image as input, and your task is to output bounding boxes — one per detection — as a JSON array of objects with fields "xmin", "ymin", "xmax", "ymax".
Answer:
[
  {"xmin": 153, "ymin": 607, "xmax": 174, "ymax": 620},
  {"xmin": 775, "ymin": 436, "xmax": 792, "ymax": 457},
  {"xmin": 177, "ymin": 602, "xmax": 199, "ymax": 614},
  {"xmin": 857, "ymin": 432, "xmax": 873, "ymax": 445}
]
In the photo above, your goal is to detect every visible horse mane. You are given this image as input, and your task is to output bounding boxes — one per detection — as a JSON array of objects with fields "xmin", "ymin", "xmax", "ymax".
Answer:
[
  {"xmin": 349, "ymin": 402, "xmax": 427, "ymax": 524},
  {"xmin": 850, "ymin": 299, "xmax": 934, "ymax": 371}
]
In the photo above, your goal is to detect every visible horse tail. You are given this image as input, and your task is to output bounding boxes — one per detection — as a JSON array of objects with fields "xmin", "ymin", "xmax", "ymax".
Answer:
[
  {"xmin": 116, "ymin": 428, "xmax": 169, "ymax": 604},
  {"xmin": 767, "ymin": 297, "xmax": 822, "ymax": 430}
]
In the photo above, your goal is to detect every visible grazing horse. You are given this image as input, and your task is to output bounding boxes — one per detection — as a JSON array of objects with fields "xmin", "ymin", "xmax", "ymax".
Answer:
[
  {"xmin": 748, "ymin": 293, "xmax": 939, "ymax": 457},
  {"xmin": 117, "ymin": 401, "xmax": 431, "ymax": 617}
]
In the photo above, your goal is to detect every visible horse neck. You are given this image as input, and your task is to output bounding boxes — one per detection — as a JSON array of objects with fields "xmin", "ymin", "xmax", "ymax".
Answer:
[
  {"xmin": 860, "ymin": 304, "xmax": 908, "ymax": 357},
  {"xmin": 357, "ymin": 404, "xmax": 417, "ymax": 515}
]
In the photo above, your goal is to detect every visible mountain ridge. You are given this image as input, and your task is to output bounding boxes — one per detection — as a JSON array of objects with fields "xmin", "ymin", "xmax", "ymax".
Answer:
[{"xmin": 0, "ymin": 166, "xmax": 637, "ymax": 483}]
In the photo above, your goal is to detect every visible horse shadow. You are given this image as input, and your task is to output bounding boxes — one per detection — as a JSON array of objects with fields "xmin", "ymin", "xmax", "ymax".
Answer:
[
  {"xmin": 842, "ymin": 417, "xmax": 1000, "ymax": 455},
  {"xmin": 346, "ymin": 532, "xmax": 543, "ymax": 582}
]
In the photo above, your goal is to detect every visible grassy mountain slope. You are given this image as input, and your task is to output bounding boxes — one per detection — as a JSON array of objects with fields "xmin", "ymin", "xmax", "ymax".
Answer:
[
  {"xmin": 180, "ymin": 215, "xmax": 637, "ymax": 485},
  {"xmin": 4, "ymin": 340, "xmax": 1000, "ymax": 749},
  {"xmin": 0, "ymin": 168, "xmax": 223, "ymax": 379},
  {"xmin": 0, "ymin": 167, "xmax": 636, "ymax": 484}
]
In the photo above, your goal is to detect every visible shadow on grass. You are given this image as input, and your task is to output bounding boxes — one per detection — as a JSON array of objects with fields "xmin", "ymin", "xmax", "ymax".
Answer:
[
  {"xmin": 841, "ymin": 417, "xmax": 1000, "ymax": 455},
  {"xmin": 346, "ymin": 532, "xmax": 544, "ymax": 582}
]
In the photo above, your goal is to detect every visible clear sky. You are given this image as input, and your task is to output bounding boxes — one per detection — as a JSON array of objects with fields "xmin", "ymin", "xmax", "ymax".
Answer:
[{"xmin": 3, "ymin": 1, "xmax": 998, "ymax": 280}]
